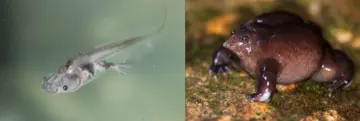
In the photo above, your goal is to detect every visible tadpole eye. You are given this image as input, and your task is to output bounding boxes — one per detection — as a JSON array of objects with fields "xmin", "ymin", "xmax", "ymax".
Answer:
[
  {"xmin": 242, "ymin": 36, "xmax": 249, "ymax": 42},
  {"xmin": 63, "ymin": 85, "xmax": 68, "ymax": 91}
]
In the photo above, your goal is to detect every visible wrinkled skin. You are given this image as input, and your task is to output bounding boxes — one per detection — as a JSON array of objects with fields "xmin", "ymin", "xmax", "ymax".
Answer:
[{"xmin": 209, "ymin": 11, "xmax": 355, "ymax": 103}]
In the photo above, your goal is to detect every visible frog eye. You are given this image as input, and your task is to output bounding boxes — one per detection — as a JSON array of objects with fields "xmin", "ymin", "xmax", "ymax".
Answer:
[{"xmin": 242, "ymin": 36, "xmax": 249, "ymax": 42}]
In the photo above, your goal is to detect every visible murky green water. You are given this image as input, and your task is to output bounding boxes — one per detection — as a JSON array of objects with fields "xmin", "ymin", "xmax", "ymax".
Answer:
[{"xmin": 0, "ymin": 0, "xmax": 184, "ymax": 121}]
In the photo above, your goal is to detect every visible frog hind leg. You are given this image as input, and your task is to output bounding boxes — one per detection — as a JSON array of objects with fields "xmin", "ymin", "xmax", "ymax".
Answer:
[{"xmin": 311, "ymin": 49, "xmax": 355, "ymax": 92}]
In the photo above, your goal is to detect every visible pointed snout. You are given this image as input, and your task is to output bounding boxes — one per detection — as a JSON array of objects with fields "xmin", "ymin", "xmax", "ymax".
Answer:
[{"xmin": 222, "ymin": 35, "xmax": 239, "ymax": 49}]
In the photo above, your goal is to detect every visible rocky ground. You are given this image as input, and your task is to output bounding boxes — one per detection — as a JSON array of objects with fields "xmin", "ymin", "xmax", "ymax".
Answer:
[{"xmin": 186, "ymin": 60, "xmax": 360, "ymax": 121}]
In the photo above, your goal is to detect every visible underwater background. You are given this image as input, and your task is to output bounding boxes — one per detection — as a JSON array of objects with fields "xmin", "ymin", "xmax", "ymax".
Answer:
[
  {"xmin": 186, "ymin": 0, "xmax": 360, "ymax": 120},
  {"xmin": 0, "ymin": 0, "xmax": 184, "ymax": 121}
]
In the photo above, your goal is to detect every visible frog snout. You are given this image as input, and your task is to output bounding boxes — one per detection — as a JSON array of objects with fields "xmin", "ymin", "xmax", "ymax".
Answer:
[
  {"xmin": 222, "ymin": 35, "xmax": 238, "ymax": 49},
  {"xmin": 222, "ymin": 42, "xmax": 230, "ymax": 48}
]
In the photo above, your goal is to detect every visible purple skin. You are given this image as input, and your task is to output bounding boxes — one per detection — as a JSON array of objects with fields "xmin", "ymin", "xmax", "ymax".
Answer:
[
  {"xmin": 243, "ymin": 11, "xmax": 305, "ymax": 27},
  {"xmin": 209, "ymin": 11, "xmax": 355, "ymax": 103}
]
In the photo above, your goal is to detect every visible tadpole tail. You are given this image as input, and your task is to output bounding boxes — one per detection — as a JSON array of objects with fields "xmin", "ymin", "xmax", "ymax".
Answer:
[
  {"xmin": 86, "ymin": 4, "xmax": 168, "ymax": 62},
  {"xmin": 109, "ymin": 4, "xmax": 168, "ymax": 50}
]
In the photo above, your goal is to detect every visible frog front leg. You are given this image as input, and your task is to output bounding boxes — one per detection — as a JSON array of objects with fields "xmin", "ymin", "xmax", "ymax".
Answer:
[
  {"xmin": 246, "ymin": 58, "xmax": 279, "ymax": 103},
  {"xmin": 209, "ymin": 46, "xmax": 238, "ymax": 79}
]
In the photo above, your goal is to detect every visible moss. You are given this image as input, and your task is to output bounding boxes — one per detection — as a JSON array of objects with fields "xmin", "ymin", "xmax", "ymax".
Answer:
[
  {"xmin": 210, "ymin": 101, "xmax": 218, "ymax": 109},
  {"xmin": 194, "ymin": 89, "xmax": 201, "ymax": 95},
  {"xmin": 255, "ymin": 112, "xmax": 261, "ymax": 116},
  {"xmin": 268, "ymin": 105, "xmax": 275, "ymax": 110}
]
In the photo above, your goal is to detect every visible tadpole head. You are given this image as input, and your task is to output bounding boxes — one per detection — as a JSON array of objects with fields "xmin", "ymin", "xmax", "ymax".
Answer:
[
  {"xmin": 41, "ymin": 72, "xmax": 63, "ymax": 93},
  {"xmin": 41, "ymin": 66, "xmax": 83, "ymax": 94}
]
